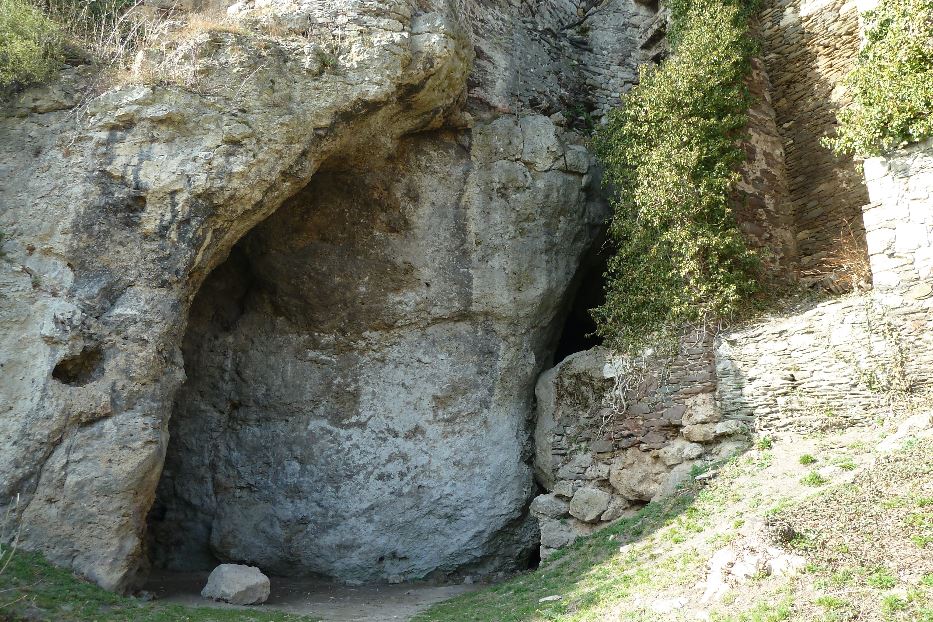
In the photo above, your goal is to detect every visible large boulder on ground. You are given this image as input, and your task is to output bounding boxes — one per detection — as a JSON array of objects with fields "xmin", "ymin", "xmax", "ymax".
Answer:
[{"xmin": 201, "ymin": 564, "xmax": 270, "ymax": 605}]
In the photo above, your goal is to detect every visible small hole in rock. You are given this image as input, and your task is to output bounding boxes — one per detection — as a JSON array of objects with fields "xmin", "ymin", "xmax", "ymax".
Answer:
[{"xmin": 52, "ymin": 347, "xmax": 103, "ymax": 386}]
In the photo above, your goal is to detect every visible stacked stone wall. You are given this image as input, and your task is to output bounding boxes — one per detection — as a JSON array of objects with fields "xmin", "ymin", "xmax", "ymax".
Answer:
[
  {"xmin": 532, "ymin": 138, "xmax": 933, "ymax": 556},
  {"xmin": 716, "ymin": 294, "xmax": 933, "ymax": 433},
  {"xmin": 733, "ymin": 58, "xmax": 796, "ymax": 270},
  {"xmin": 757, "ymin": 0, "xmax": 870, "ymax": 279},
  {"xmin": 578, "ymin": 0, "xmax": 661, "ymax": 118},
  {"xmin": 531, "ymin": 340, "xmax": 748, "ymax": 558},
  {"xmin": 862, "ymin": 140, "xmax": 933, "ymax": 302}
]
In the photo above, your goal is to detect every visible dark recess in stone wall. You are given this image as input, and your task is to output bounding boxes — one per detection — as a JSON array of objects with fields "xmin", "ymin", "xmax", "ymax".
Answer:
[{"xmin": 553, "ymin": 240, "xmax": 608, "ymax": 364}]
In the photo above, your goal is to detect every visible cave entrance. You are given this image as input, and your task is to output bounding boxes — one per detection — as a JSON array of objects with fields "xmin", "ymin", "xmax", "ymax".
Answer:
[
  {"xmin": 552, "ymin": 238, "xmax": 607, "ymax": 364},
  {"xmin": 146, "ymin": 140, "xmax": 539, "ymax": 586}
]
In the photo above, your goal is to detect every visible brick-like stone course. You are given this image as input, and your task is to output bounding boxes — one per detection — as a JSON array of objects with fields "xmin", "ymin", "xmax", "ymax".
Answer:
[
  {"xmin": 733, "ymin": 58, "xmax": 797, "ymax": 271},
  {"xmin": 757, "ymin": 0, "xmax": 871, "ymax": 277},
  {"xmin": 862, "ymin": 139, "xmax": 933, "ymax": 301},
  {"xmin": 532, "ymin": 339, "xmax": 747, "ymax": 558}
]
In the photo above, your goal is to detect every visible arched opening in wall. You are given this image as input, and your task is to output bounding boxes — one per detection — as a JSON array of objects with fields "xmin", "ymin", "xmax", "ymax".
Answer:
[
  {"xmin": 552, "ymin": 238, "xmax": 608, "ymax": 364},
  {"xmin": 145, "ymin": 135, "xmax": 542, "ymax": 590}
]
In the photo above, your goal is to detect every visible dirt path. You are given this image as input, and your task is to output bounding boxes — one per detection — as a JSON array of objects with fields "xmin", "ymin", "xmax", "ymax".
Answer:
[{"xmin": 145, "ymin": 571, "xmax": 476, "ymax": 621}]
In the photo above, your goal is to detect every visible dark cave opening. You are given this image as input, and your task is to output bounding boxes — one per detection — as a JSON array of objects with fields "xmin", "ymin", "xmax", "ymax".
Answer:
[{"xmin": 552, "ymin": 240, "xmax": 608, "ymax": 364}]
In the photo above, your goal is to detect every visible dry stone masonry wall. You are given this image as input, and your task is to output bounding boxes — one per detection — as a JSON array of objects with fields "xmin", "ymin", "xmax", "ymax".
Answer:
[
  {"xmin": 862, "ymin": 139, "xmax": 933, "ymax": 301},
  {"xmin": 758, "ymin": 0, "xmax": 871, "ymax": 280},
  {"xmin": 732, "ymin": 58, "xmax": 796, "ymax": 272},
  {"xmin": 531, "ymin": 139, "xmax": 933, "ymax": 555},
  {"xmin": 719, "ymin": 139, "xmax": 933, "ymax": 430},
  {"xmin": 531, "ymin": 343, "xmax": 749, "ymax": 558}
]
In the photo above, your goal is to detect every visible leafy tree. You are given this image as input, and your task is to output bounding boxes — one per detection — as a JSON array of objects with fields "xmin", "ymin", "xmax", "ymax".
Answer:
[{"xmin": 826, "ymin": 0, "xmax": 933, "ymax": 156}]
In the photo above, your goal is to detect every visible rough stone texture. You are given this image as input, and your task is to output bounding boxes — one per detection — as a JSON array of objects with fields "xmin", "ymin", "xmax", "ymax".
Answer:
[
  {"xmin": 758, "ymin": 0, "xmax": 871, "ymax": 281},
  {"xmin": 534, "ymin": 338, "xmax": 724, "ymax": 488},
  {"xmin": 530, "ymin": 345, "xmax": 747, "ymax": 555},
  {"xmin": 732, "ymin": 57, "xmax": 796, "ymax": 272},
  {"xmin": 201, "ymin": 564, "xmax": 270, "ymax": 605},
  {"xmin": 716, "ymin": 144, "xmax": 933, "ymax": 433},
  {"xmin": 862, "ymin": 140, "xmax": 933, "ymax": 298},
  {"xmin": 701, "ymin": 526, "xmax": 805, "ymax": 604},
  {"xmin": 578, "ymin": 0, "xmax": 660, "ymax": 119},
  {"xmin": 0, "ymin": 0, "xmax": 619, "ymax": 591},
  {"xmin": 149, "ymin": 115, "xmax": 605, "ymax": 583},
  {"xmin": 568, "ymin": 487, "xmax": 611, "ymax": 523},
  {"xmin": 716, "ymin": 292, "xmax": 933, "ymax": 433}
]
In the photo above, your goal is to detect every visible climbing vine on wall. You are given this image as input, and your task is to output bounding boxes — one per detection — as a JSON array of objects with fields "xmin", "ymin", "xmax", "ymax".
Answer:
[
  {"xmin": 825, "ymin": 0, "xmax": 933, "ymax": 157},
  {"xmin": 591, "ymin": 0, "xmax": 760, "ymax": 353}
]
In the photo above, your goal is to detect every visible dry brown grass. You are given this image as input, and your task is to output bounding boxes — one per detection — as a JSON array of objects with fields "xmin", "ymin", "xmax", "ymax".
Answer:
[
  {"xmin": 778, "ymin": 439, "xmax": 933, "ymax": 621},
  {"xmin": 801, "ymin": 218, "xmax": 873, "ymax": 294},
  {"xmin": 34, "ymin": 1, "xmax": 248, "ymax": 91},
  {"xmin": 169, "ymin": 10, "xmax": 245, "ymax": 39},
  {"xmin": 41, "ymin": 0, "xmax": 173, "ymax": 68}
]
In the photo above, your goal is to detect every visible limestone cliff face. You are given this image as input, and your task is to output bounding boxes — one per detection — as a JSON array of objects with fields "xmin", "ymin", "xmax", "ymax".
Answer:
[
  {"xmin": 150, "ymin": 117, "xmax": 605, "ymax": 583},
  {"xmin": 0, "ymin": 0, "xmax": 633, "ymax": 591}
]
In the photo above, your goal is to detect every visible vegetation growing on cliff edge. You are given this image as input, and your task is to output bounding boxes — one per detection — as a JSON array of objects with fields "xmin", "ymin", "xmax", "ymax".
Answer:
[
  {"xmin": 0, "ymin": 0, "xmax": 62, "ymax": 90},
  {"xmin": 590, "ymin": 0, "xmax": 760, "ymax": 354},
  {"xmin": 825, "ymin": 0, "xmax": 933, "ymax": 157}
]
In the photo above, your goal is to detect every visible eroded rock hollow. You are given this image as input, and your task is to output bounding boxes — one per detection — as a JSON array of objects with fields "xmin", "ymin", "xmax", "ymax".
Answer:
[
  {"xmin": 0, "ymin": 0, "xmax": 654, "ymax": 590},
  {"xmin": 149, "ymin": 121, "xmax": 604, "ymax": 582}
]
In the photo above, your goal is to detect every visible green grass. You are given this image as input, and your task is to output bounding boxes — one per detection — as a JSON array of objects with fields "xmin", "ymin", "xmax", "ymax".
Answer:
[
  {"xmin": 0, "ymin": 0, "xmax": 63, "ymax": 90},
  {"xmin": 800, "ymin": 471, "xmax": 828, "ymax": 487},
  {"xmin": 0, "ymin": 551, "xmax": 315, "ymax": 622},
  {"xmin": 710, "ymin": 598, "xmax": 792, "ymax": 621},
  {"xmin": 414, "ymin": 487, "xmax": 705, "ymax": 622},
  {"xmin": 799, "ymin": 454, "xmax": 817, "ymax": 465},
  {"xmin": 866, "ymin": 567, "xmax": 897, "ymax": 589},
  {"xmin": 834, "ymin": 458, "xmax": 856, "ymax": 471}
]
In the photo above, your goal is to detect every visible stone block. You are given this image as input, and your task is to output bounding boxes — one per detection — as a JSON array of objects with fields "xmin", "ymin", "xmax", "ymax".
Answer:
[
  {"xmin": 682, "ymin": 393, "xmax": 722, "ymax": 425},
  {"xmin": 569, "ymin": 487, "xmax": 612, "ymax": 523},
  {"xmin": 659, "ymin": 439, "xmax": 705, "ymax": 465},
  {"xmin": 530, "ymin": 493, "xmax": 570, "ymax": 518},
  {"xmin": 682, "ymin": 423, "xmax": 717, "ymax": 443},
  {"xmin": 201, "ymin": 564, "xmax": 270, "ymax": 605}
]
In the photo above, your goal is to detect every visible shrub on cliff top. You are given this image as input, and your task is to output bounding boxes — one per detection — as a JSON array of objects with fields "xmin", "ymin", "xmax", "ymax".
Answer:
[
  {"xmin": 0, "ymin": 0, "xmax": 62, "ymax": 90},
  {"xmin": 591, "ymin": 0, "xmax": 760, "ymax": 353},
  {"xmin": 826, "ymin": 0, "xmax": 933, "ymax": 156}
]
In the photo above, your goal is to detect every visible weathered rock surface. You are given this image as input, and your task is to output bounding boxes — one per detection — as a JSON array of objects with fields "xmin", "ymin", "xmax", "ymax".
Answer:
[
  {"xmin": 0, "ymin": 0, "xmax": 619, "ymax": 591},
  {"xmin": 568, "ymin": 487, "xmax": 611, "ymax": 523},
  {"xmin": 149, "ymin": 114, "xmax": 605, "ymax": 583},
  {"xmin": 531, "ymin": 346, "xmax": 750, "ymax": 555},
  {"xmin": 201, "ymin": 564, "xmax": 270, "ymax": 605}
]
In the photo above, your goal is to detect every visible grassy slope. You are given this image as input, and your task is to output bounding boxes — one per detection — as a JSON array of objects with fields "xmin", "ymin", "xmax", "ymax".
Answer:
[
  {"xmin": 417, "ymin": 424, "xmax": 933, "ymax": 622},
  {"xmin": 0, "ymin": 552, "xmax": 313, "ymax": 622},
  {"xmin": 0, "ymin": 419, "xmax": 929, "ymax": 622}
]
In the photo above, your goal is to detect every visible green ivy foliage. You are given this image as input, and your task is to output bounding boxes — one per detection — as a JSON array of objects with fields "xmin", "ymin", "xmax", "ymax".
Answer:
[
  {"xmin": 591, "ymin": 0, "xmax": 760, "ymax": 353},
  {"xmin": 826, "ymin": 0, "xmax": 933, "ymax": 156},
  {"xmin": 0, "ymin": 0, "xmax": 62, "ymax": 90}
]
